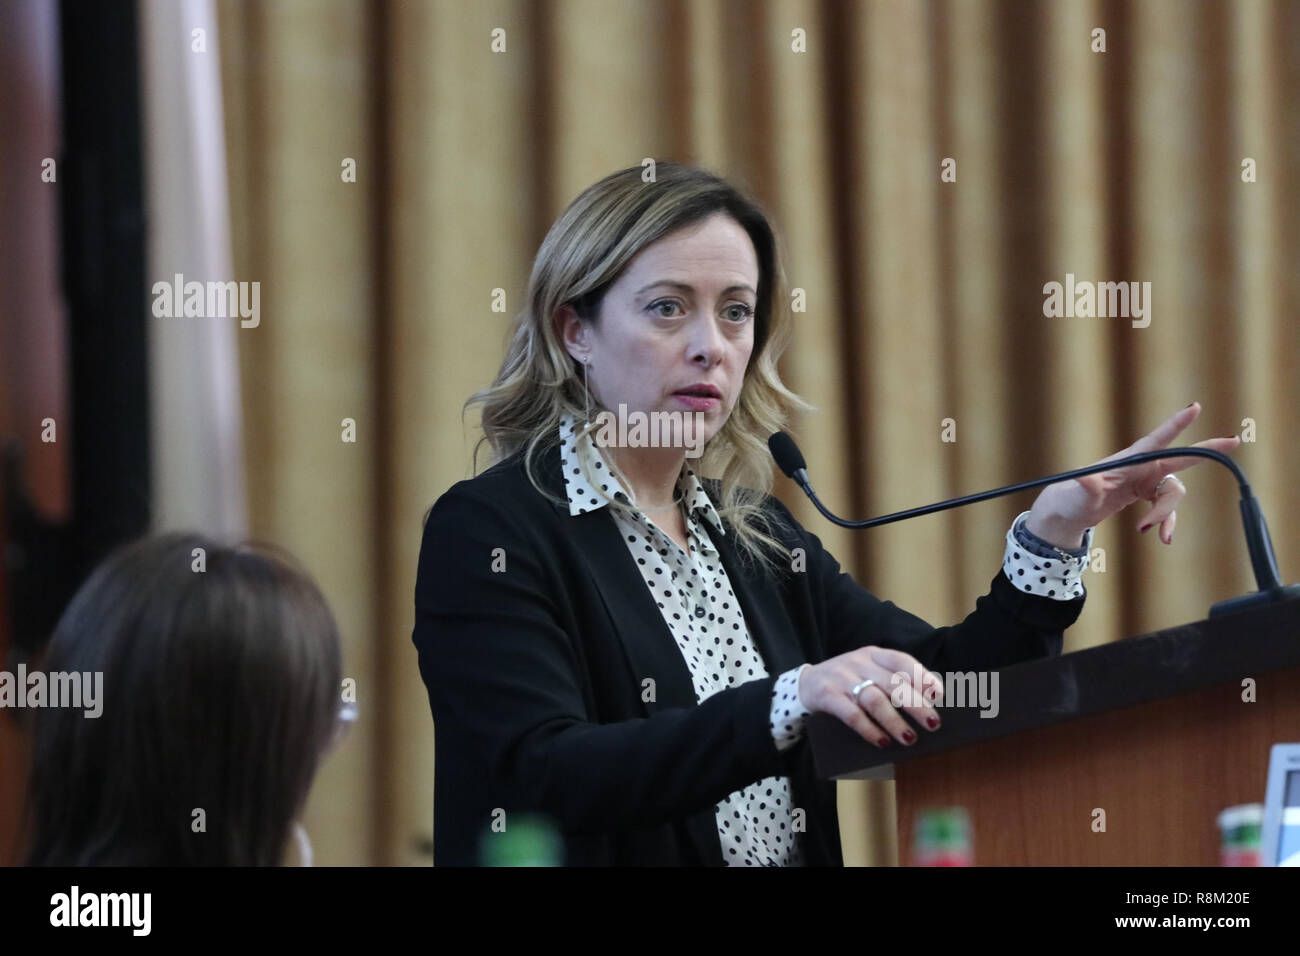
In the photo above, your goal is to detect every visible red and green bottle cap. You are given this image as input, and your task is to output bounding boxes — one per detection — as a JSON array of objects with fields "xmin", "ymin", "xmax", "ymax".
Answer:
[
  {"xmin": 913, "ymin": 806, "xmax": 973, "ymax": 866},
  {"xmin": 1217, "ymin": 803, "xmax": 1263, "ymax": 867}
]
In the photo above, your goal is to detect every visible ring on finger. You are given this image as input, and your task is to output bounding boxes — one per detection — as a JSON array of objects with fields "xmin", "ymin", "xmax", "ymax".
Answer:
[
  {"xmin": 1151, "ymin": 473, "xmax": 1182, "ymax": 499},
  {"xmin": 849, "ymin": 678, "xmax": 877, "ymax": 702}
]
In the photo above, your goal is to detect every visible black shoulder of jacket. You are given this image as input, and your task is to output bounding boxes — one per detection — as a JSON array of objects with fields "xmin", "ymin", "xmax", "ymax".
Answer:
[{"xmin": 420, "ymin": 440, "xmax": 566, "ymax": 529}]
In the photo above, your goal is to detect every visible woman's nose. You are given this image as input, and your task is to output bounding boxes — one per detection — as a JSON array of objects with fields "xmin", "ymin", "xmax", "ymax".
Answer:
[{"xmin": 689, "ymin": 319, "xmax": 725, "ymax": 366}]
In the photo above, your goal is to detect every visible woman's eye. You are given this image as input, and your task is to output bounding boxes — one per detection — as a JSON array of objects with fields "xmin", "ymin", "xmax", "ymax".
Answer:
[
  {"xmin": 649, "ymin": 300, "xmax": 682, "ymax": 318},
  {"xmin": 726, "ymin": 304, "xmax": 755, "ymax": 322}
]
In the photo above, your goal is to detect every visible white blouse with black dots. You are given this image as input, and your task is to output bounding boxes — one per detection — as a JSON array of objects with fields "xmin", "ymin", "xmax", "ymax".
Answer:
[{"xmin": 555, "ymin": 414, "xmax": 1093, "ymax": 865}]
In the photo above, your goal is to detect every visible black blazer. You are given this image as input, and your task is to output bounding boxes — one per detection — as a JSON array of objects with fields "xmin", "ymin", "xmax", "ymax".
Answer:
[{"xmin": 412, "ymin": 441, "xmax": 1085, "ymax": 866}]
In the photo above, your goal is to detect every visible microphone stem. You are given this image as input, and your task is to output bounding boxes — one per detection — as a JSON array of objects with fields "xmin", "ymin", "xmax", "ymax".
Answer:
[{"xmin": 797, "ymin": 447, "xmax": 1289, "ymax": 598}]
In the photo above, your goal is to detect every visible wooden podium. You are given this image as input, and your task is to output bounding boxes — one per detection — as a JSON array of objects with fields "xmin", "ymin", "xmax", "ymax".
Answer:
[{"xmin": 808, "ymin": 594, "xmax": 1300, "ymax": 865}]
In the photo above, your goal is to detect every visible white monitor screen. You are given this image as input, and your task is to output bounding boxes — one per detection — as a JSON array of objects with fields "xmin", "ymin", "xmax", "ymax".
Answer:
[{"xmin": 1277, "ymin": 770, "xmax": 1300, "ymax": 866}]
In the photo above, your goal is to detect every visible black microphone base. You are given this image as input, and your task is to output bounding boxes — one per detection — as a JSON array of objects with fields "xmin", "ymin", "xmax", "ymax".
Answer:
[{"xmin": 1208, "ymin": 584, "xmax": 1300, "ymax": 618}]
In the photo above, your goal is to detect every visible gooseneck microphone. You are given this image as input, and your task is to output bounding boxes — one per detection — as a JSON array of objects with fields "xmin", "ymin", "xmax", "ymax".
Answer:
[{"xmin": 768, "ymin": 431, "xmax": 1300, "ymax": 618}]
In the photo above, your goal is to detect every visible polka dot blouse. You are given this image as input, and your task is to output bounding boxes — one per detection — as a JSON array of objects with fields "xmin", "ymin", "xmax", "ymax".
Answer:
[
  {"xmin": 559, "ymin": 415, "xmax": 808, "ymax": 865},
  {"xmin": 556, "ymin": 414, "xmax": 1093, "ymax": 865}
]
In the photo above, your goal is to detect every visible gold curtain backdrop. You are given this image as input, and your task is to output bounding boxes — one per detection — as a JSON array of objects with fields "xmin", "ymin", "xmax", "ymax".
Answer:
[{"xmin": 216, "ymin": 0, "xmax": 1300, "ymax": 866}]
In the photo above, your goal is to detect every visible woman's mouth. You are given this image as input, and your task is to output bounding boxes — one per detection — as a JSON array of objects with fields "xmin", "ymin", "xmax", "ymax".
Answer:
[
  {"xmin": 674, "ymin": 394, "xmax": 719, "ymax": 410},
  {"xmin": 672, "ymin": 384, "xmax": 722, "ymax": 411}
]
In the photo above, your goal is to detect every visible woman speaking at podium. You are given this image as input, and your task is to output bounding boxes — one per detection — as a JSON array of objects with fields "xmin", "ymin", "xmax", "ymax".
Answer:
[{"xmin": 412, "ymin": 162, "xmax": 1236, "ymax": 866}]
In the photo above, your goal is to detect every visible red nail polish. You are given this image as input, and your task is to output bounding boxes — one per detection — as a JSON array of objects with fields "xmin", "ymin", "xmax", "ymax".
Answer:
[
  {"xmin": 926, "ymin": 717, "xmax": 940, "ymax": 730},
  {"xmin": 878, "ymin": 737, "xmax": 891, "ymax": 748},
  {"xmin": 902, "ymin": 730, "xmax": 916, "ymax": 744}
]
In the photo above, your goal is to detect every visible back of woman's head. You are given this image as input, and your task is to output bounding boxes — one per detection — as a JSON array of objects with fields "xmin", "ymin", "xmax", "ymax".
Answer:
[{"xmin": 23, "ymin": 533, "xmax": 343, "ymax": 866}]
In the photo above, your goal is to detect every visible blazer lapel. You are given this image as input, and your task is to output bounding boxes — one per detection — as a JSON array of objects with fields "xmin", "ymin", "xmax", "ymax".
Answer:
[
  {"xmin": 565, "ymin": 510, "xmax": 700, "ymax": 711},
  {"xmin": 533, "ymin": 442, "xmax": 700, "ymax": 711},
  {"xmin": 565, "ymin": 488, "xmax": 803, "ymax": 708}
]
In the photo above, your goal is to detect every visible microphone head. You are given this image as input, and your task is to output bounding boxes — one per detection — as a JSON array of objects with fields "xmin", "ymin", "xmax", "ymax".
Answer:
[{"xmin": 768, "ymin": 431, "xmax": 807, "ymax": 479}]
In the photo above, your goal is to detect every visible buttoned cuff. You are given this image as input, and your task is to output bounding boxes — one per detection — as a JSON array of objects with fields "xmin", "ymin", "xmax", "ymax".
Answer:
[
  {"xmin": 1002, "ymin": 510, "xmax": 1093, "ymax": 601},
  {"xmin": 770, "ymin": 664, "xmax": 811, "ymax": 752}
]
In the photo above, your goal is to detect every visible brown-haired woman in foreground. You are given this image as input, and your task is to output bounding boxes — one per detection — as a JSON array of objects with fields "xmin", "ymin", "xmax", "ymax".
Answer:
[{"xmin": 23, "ymin": 533, "xmax": 344, "ymax": 866}]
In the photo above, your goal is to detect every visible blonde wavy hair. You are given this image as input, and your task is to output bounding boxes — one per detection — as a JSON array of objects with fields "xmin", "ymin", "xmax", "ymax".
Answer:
[{"xmin": 465, "ymin": 161, "xmax": 811, "ymax": 574}]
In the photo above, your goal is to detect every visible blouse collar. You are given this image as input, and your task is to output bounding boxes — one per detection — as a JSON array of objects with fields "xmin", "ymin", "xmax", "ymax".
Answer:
[{"xmin": 557, "ymin": 413, "xmax": 725, "ymax": 539}]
